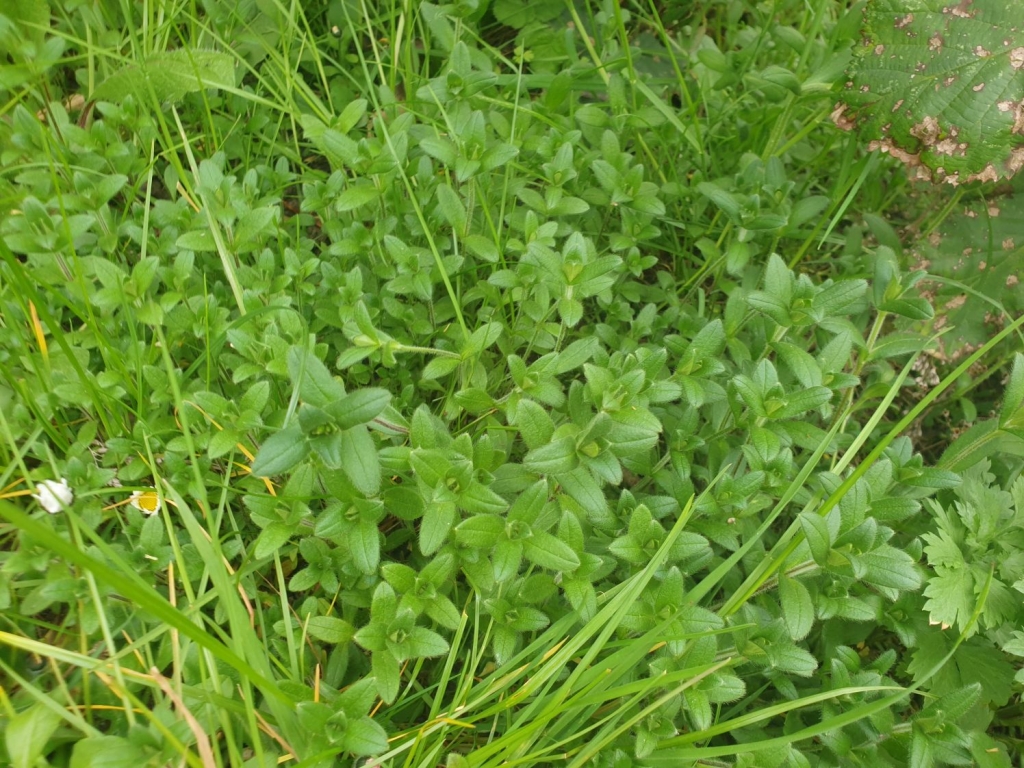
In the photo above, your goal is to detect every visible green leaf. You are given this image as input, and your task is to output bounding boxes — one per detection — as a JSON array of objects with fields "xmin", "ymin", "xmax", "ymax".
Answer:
[
  {"xmin": 914, "ymin": 200, "xmax": 1024, "ymax": 357},
  {"xmin": 868, "ymin": 331, "xmax": 928, "ymax": 361},
  {"xmin": 505, "ymin": 481, "xmax": 548, "ymax": 524},
  {"xmin": 372, "ymin": 651, "xmax": 401, "ymax": 703},
  {"xmin": 459, "ymin": 482, "xmax": 508, "ymax": 515},
  {"xmin": 1001, "ymin": 354, "xmax": 1024, "ymax": 426},
  {"xmin": 747, "ymin": 291, "xmax": 791, "ymax": 326},
  {"xmin": 320, "ymin": 128, "xmax": 360, "ymax": 167},
  {"xmin": 777, "ymin": 386, "xmax": 832, "ymax": 418},
  {"xmin": 954, "ymin": 641, "xmax": 1015, "ymax": 706},
  {"xmin": 972, "ymin": 733, "xmax": 1013, "ymax": 768},
  {"xmin": 879, "ymin": 296, "xmax": 934, "ymax": 321},
  {"xmin": 685, "ymin": 687, "xmax": 713, "ymax": 731},
  {"xmin": 406, "ymin": 626, "xmax": 450, "ymax": 657},
  {"xmin": 353, "ymin": 623, "xmax": 386, "ymax": 654},
  {"xmin": 0, "ymin": 498, "xmax": 296, "ymax": 723},
  {"xmin": 341, "ymin": 717, "xmax": 389, "ymax": 757},
  {"xmin": 523, "ymin": 530, "xmax": 581, "ymax": 572},
  {"xmin": 706, "ymin": 673, "xmax": 746, "ymax": 704},
  {"xmin": 346, "ymin": 518, "xmax": 382, "ymax": 577},
  {"xmin": 523, "ymin": 437, "xmax": 579, "ymax": 474},
  {"xmin": 337, "ymin": 183, "xmax": 381, "ymax": 211},
  {"xmin": 812, "ymin": 279, "xmax": 867, "ymax": 316},
  {"xmin": 288, "ymin": 346, "xmax": 346, "ymax": 406},
  {"xmin": 733, "ymin": 376, "xmax": 767, "ymax": 417},
  {"xmin": 341, "ymin": 426, "xmax": 381, "ymax": 496},
  {"xmin": 902, "ymin": 467, "xmax": 962, "ymax": 489},
  {"xmin": 409, "ymin": 449, "xmax": 451, "ymax": 487},
  {"xmin": 254, "ymin": 522, "xmax": 294, "ymax": 560},
  {"xmin": 555, "ymin": 337, "xmax": 601, "ymax": 374},
  {"xmin": 7, "ymin": 703, "xmax": 61, "ymax": 768},
  {"xmin": 305, "ymin": 616, "xmax": 355, "ymax": 644},
  {"xmin": 608, "ymin": 535, "xmax": 645, "ymax": 564},
  {"xmin": 697, "ymin": 181, "xmax": 743, "ymax": 219},
  {"xmin": 517, "ymin": 399, "xmax": 555, "ymax": 450},
  {"xmin": 799, "ymin": 512, "xmax": 833, "ymax": 567},
  {"xmin": 924, "ymin": 569, "xmax": 974, "ymax": 632},
  {"xmin": 239, "ymin": 380, "xmax": 271, "ymax": 414},
  {"xmin": 455, "ymin": 515, "xmax": 504, "ymax": 548},
  {"xmin": 493, "ymin": 538, "xmax": 524, "ymax": 582},
  {"xmin": 436, "ymin": 184, "xmax": 468, "ymax": 234},
  {"xmin": 309, "ymin": 432, "xmax": 344, "ymax": 469},
  {"xmin": 175, "ymin": 229, "xmax": 217, "ymax": 251},
  {"xmin": 350, "ymin": 518, "xmax": 380, "ymax": 574},
  {"xmin": 767, "ymin": 643, "xmax": 818, "ymax": 677},
  {"xmin": 775, "ymin": 341, "xmax": 823, "ymax": 389},
  {"xmin": 296, "ymin": 701, "xmax": 331, "ymax": 737},
  {"xmin": 70, "ymin": 736, "xmax": 147, "ymax": 768},
  {"xmin": 779, "ymin": 573, "xmax": 815, "ymax": 641},
  {"xmin": 910, "ymin": 729, "xmax": 933, "ymax": 768},
  {"xmin": 763, "ymin": 254, "xmax": 794, "ymax": 304},
  {"xmin": 234, "ymin": 206, "xmax": 278, "ymax": 250},
  {"xmin": 93, "ymin": 49, "xmax": 235, "ymax": 103},
  {"xmin": 335, "ymin": 677, "xmax": 378, "ymax": 719},
  {"xmin": 464, "ymin": 322, "xmax": 503, "ymax": 356},
  {"xmin": 422, "ymin": 356, "xmax": 461, "ymax": 381},
  {"xmin": 481, "ymin": 141, "xmax": 518, "ymax": 171},
  {"xmin": 606, "ymin": 421, "xmax": 660, "ymax": 457},
  {"xmin": 427, "ymin": 596, "xmax": 463, "ymax": 630},
  {"xmin": 420, "ymin": 2, "xmax": 456, "ymax": 49},
  {"xmin": 251, "ymin": 428, "xmax": 309, "ymax": 477},
  {"xmin": 421, "ymin": 500, "xmax": 457, "ymax": 556},
  {"xmin": 297, "ymin": 404, "xmax": 334, "ymax": 435},
  {"xmin": 463, "ymin": 234, "xmax": 500, "ymax": 262},
  {"xmin": 859, "ymin": 545, "xmax": 922, "ymax": 591},
  {"xmin": 923, "ymin": 683, "xmax": 982, "ymax": 722},
  {"xmin": 5, "ymin": 0, "xmax": 50, "ymax": 45},
  {"xmin": 335, "ymin": 98, "xmax": 367, "ymax": 133},
  {"xmin": 453, "ymin": 387, "xmax": 494, "ymax": 413},
  {"xmin": 506, "ymin": 606, "xmax": 549, "ymax": 632},
  {"xmin": 839, "ymin": 0, "xmax": 1024, "ymax": 184},
  {"xmin": 420, "ymin": 135, "xmax": 458, "ymax": 165},
  {"xmin": 327, "ymin": 388, "xmax": 391, "ymax": 430},
  {"xmin": 549, "ymin": 195, "xmax": 590, "ymax": 216},
  {"xmin": 558, "ymin": 297, "xmax": 584, "ymax": 327},
  {"xmin": 493, "ymin": 0, "xmax": 563, "ymax": 27},
  {"xmin": 381, "ymin": 562, "xmax": 417, "ymax": 593}
]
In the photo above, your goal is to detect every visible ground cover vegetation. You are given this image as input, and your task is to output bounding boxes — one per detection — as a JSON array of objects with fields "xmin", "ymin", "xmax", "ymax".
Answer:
[{"xmin": 1, "ymin": 0, "xmax": 1023, "ymax": 765}]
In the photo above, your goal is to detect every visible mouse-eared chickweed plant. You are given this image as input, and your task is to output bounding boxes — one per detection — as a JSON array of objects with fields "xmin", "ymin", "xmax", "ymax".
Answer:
[{"xmin": 1, "ymin": 1, "xmax": 1024, "ymax": 767}]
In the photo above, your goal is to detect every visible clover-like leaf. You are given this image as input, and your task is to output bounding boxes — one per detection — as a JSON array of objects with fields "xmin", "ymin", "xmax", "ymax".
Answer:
[{"xmin": 838, "ymin": 0, "xmax": 1024, "ymax": 184}]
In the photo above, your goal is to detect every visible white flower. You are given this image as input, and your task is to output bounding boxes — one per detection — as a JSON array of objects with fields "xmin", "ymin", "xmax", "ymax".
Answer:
[
  {"xmin": 129, "ymin": 490, "xmax": 161, "ymax": 515},
  {"xmin": 33, "ymin": 478, "xmax": 74, "ymax": 514}
]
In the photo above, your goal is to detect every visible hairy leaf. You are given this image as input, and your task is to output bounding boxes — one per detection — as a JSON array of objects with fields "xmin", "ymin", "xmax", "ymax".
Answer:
[
  {"xmin": 838, "ymin": 0, "xmax": 1024, "ymax": 184},
  {"xmin": 93, "ymin": 49, "xmax": 235, "ymax": 104}
]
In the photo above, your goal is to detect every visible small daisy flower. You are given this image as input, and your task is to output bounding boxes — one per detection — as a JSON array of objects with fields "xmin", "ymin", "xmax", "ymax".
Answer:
[
  {"xmin": 33, "ymin": 478, "xmax": 74, "ymax": 514},
  {"xmin": 129, "ymin": 489, "xmax": 162, "ymax": 516}
]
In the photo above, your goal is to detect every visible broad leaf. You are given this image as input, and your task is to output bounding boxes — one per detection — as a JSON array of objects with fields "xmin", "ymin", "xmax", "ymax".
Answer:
[
  {"xmin": 523, "ymin": 531, "xmax": 581, "ymax": 572},
  {"xmin": 70, "ymin": 737, "xmax": 147, "ymax": 768},
  {"xmin": 839, "ymin": 0, "xmax": 1024, "ymax": 184},
  {"xmin": 779, "ymin": 573, "xmax": 815, "ymax": 641},
  {"xmin": 327, "ymin": 387, "xmax": 391, "ymax": 430},
  {"xmin": 93, "ymin": 49, "xmax": 235, "ymax": 104},
  {"xmin": 305, "ymin": 616, "xmax": 355, "ymax": 644},
  {"xmin": 7, "ymin": 703, "xmax": 61, "ymax": 768},
  {"xmin": 341, "ymin": 426, "xmax": 381, "ymax": 496},
  {"xmin": 251, "ymin": 428, "xmax": 309, "ymax": 477}
]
